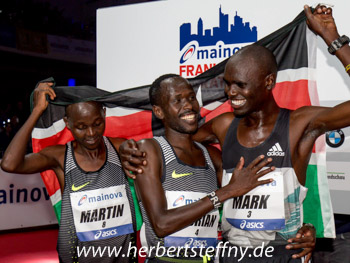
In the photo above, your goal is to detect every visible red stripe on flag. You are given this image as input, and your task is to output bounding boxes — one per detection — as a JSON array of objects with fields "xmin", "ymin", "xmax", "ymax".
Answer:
[
  {"xmin": 33, "ymin": 111, "xmax": 153, "ymax": 153},
  {"xmin": 40, "ymin": 170, "xmax": 61, "ymax": 197},
  {"xmin": 32, "ymin": 112, "xmax": 153, "ymax": 196},
  {"xmin": 32, "ymin": 130, "xmax": 73, "ymax": 197},
  {"xmin": 105, "ymin": 111, "xmax": 153, "ymax": 140},
  {"xmin": 201, "ymin": 101, "xmax": 233, "ymax": 122},
  {"xmin": 273, "ymin": 80, "xmax": 311, "ymax": 110},
  {"xmin": 32, "ymin": 129, "xmax": 73, "ymax": 153}
]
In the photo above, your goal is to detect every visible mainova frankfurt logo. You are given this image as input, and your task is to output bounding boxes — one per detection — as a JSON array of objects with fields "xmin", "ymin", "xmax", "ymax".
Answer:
[
  {"xmin": 180, "ymin": 44, "xmax": 196, "ymax": 64},
  {"xmin": 326, "ymin": 130, "xmax": 345, "ymax": 148},
  {"xmin": 78, "ymin": 195, "xmax": 88, "ymax": 206},
  {"xmin": 179, "ymin": 6, "xmax": 257, "ymax": 77},
  {"xmin": 173, "ymin": 195, "xmax": 185, "ymax": 207}
]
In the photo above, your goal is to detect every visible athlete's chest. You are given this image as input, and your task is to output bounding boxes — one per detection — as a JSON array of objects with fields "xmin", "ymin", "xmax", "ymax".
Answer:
[
  {"xmin": 222, "ymin": 124, "xmax": 291, "ymax": 169},
  {"xmin": 173, "ymin": 148, "xmax": 206, "ymax": 167},
  {"xmin": 235, "ymin": 123, "xmax": 275, "ymax": 148}
]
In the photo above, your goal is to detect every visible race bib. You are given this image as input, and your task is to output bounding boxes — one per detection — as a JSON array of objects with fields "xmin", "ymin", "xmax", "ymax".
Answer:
[
  {"xmin": 70, "ymin": 185, "xmax": 133, "ymax": 241},
  {"xmin": 164, "ymin": 191, "xmax": 219, "ymax": 248},
  {"xmin": 223, "ymin": 171, "xmax": 285, "ymax": 231}
]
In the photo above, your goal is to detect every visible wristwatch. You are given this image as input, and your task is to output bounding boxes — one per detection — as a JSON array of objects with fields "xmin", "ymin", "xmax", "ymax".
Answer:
[{"xmin": 328, "ymin": 35, "xmax": 350, "ymax": 55}]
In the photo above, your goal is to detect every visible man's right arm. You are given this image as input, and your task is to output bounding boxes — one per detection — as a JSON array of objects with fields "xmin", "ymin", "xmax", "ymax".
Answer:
[
  {"xmin": 135, "ymin": 139, "xmax": 274, "ymax": 237},
  {"xmin": 1, "ymin": 82, "xmax": 62, "ymax": 176}
]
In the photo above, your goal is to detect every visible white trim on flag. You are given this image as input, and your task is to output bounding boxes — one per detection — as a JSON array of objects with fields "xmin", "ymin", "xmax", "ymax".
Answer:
[
  {"xmin": 105, "ymin": 107, "xmax": 143, "ymax": 117},
  {"xmin": 196, "ymin": 85, "xmax": 203, "ymax": 107},
  {"xmin": 308, "ymin": 152, "xmax": 325, "ymax": 166},
  {"xmin": 202, "ymin": 101, "xmax": 223, "ymax": 111},
  {"xmin": 32, "ymin": 119, "xmax": 66, "ymax": 139},
  {"xmin": 306, "ymin": 27, "xmax": 321, "ymax": 107},
  {"xmin": 276, "ymin": 68, "xmax": 317, "ymax": 83},
  {"xmin": 50, "ymin": 189, "xmax": 62, "ymax": 206}
]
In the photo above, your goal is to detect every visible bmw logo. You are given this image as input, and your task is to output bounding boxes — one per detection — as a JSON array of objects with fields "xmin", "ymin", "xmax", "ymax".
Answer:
[{"xmin": 326, "ymin": 130, "xmax": 345, "ymax": 148}]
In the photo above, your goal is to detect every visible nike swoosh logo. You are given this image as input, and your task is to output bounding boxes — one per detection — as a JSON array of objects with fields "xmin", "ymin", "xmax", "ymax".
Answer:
[
  {"xmin": 172, "ymin": 170, "xmax": 193, "ymax": 179},
  {"xmin": 72, "ymin": 182, "xmax": 90, "ymax": 191}
]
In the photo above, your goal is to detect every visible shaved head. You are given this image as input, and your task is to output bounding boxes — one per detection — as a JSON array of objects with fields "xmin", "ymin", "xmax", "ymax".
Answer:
[
  {"xmin": 227, "ymin": 44, "xmax": 277, "ymax": 78},
  {"xmin": 65, "ymin": 101, "xmax": 104, "ymax": 119}
]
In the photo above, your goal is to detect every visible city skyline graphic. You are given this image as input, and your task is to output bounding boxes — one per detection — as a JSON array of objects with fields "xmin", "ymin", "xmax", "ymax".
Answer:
[{"xmin": 179, "ymin": 6, "xmax": 258, "ymax": 50}]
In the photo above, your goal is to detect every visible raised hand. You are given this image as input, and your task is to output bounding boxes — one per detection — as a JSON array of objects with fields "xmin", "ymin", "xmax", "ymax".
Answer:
[
  {"xmin": 33, "ymin": 82, "xmax": 56, "ymax": 113},
  {"xmin": 304, "ymin": 4, "xmax": 338, "ymax": 44}
]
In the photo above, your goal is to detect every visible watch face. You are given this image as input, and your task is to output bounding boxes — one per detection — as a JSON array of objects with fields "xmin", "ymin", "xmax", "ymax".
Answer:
[{"xmin": 335, "ymin": 40, "xmax": 342, "ymax": 48}]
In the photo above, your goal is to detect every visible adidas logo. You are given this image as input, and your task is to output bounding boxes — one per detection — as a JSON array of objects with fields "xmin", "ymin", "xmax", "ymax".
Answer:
[{"xmin": 267, "ymin": 142, "xmax": 285, "ymax": 156}]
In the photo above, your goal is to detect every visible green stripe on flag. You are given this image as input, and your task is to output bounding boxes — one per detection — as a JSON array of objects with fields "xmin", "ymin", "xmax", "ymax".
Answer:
[
  {"xmin": 53, "ymin": 200, "xmax": 62, "ymax": 225},
  {"xmin": 303, "ymin": 164, "xmax": 324, "ymax": 237},
  {"xmin": 128, "ymin": 177, "xmax": 143, "ymax": 231}
]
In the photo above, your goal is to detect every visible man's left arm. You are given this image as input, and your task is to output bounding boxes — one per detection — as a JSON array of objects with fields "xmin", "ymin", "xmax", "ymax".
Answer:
[{"xmin": 303, "ymin": 100, "xmax": 350, "ymax": 141}]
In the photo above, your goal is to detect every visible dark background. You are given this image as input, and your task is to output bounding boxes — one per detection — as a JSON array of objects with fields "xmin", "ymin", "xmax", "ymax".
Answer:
[{"xmin": 0, "ymin": 0, "xmax": 157, "ymax": 154}]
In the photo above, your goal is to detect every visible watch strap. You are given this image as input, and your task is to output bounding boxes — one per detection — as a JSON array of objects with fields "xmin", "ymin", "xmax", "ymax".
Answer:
[{"xmin": 328, "ymin": 35, "xmax": 350, "ymax": 55}]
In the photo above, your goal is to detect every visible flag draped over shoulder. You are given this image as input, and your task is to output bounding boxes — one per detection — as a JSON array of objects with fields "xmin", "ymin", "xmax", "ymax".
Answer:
[{"xmin": 31, "ymin": 10, "xmax": 335, "ymax": 238}]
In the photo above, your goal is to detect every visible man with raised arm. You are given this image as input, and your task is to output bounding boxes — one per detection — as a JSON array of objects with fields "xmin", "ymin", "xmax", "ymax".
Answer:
[
  {"xmin": 1, "ymin": 83, "xmax": 138, "ymax": 263},
  {"xmin": 194, "ymin": 5, "xmax": 350, "ymax": 262},
  {"xmin": 121, "ymin": 5, "xmax": 350, "ymax": 262}
]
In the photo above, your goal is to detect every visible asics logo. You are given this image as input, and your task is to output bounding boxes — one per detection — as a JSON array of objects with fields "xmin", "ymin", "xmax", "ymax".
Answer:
[
  {"xmin": 172, "ymin": 170, "xmax": 193, "ymax": 179},
  {"xmin": 72, "ymin": 182, "xmax": 90, "ymax": 191},
  {"xmin": 267, "ymin": 142, "xmax": 285, "ymax": 156}
]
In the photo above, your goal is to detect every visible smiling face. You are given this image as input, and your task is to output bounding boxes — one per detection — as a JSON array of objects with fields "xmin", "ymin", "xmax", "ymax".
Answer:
[
  {"xmin": 223, "ymin": 45, "xmax": 277, "ymax": 117},
  {"xmin": 64, "ymin": 102, "xmax": 106, "ymax": 150},
  {"xmin": 154, "ymin": 76, "xmax": 199, "ymax": 135}
]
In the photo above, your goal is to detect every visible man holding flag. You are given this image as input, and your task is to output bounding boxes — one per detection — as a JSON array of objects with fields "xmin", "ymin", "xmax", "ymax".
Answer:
[
  {"xmin": 185, "ymin": 5, "xmax": 350, "ymax": 262},
  {"xmin": 121, "ymin": 5, "xmax": 350, "ymax": 262},
  {"xmin": 0, "ymin": 84, "xmax": 139, "ymax": 263}
]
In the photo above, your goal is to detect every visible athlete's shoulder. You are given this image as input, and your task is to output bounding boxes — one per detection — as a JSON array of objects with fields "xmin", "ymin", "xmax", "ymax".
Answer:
[
  {"xmin": 138, "ymin": 138, "xmax": 160, "ymax": 153},
  {"xmin": 212, "ymin": 111, "xmax": 235, "ymax": 124},
  {"xmin": 40, "ymin": 144, "xmax": 66, "ymax": 159},
  {"xmin": 210, "ymin": 112, "xmax": 235, "ymax": 142},
  {"xmin": 38, "ymin": 144, "xmax": 66, "ymax": 172},
  {"xmin": 210, "ymin": 112, "xmax": 235, "ymax": 133}
]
